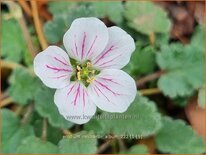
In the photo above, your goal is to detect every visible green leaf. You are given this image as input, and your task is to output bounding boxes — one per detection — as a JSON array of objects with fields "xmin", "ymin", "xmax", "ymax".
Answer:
[
  {"xmin": 33, "ymin": 119, "xmax": 63, "ymax": 145},
  {"xmin": 87, "ymin": 95, "xmax": 162, "ymax": 138},
  {"xmin": 2, "ymin": 18, "xmax": 27, "ymax": 62},
  {"xmin": 23, "ymin": 26, "xmax": 39, "ymax": 66},
  {"xmin": 1, "ymin": 109, "xmax": 34, "ymax": 153},
  {"xmin": 44, "ymin": 5, "xmax": 95, "ymax": 44},
  {"xmin": 34, "ymin": 85, "xmax": 73, "ymax": 128},
  {"xmin": 91, "ymin": 1, "xmax": 124, "ymax": 24},
  {"xmin": 157, "ymin": 43, "xmax": 205, "ymax": 98},
  {"xmin": 172, "ymin": 96, "xmax": 190, "ymax": 107},
  {"xmin": 155, "ymin": 117, "xmax": 205, "ymax": 154},
  {"xmin": 123, "ymin": 44, "xmax": 156, "ymax": 77},
  {"xmin": 124, "ymin": 1, "xmax": 171, "ymax": 35},
  {"xmin": 84, "ymin": 118, "xmax": 106, "ymax": 135},
  {"xmin": 120, "ymin": 145, "xmax": 149, "ymax": 154},
  {"xmin": 58, "ymin": 131, "xmax": 97, "ymax": 154},
  {"xmin": 8, "ymin": 68, "xmax": 41, "ymax": 105},
  {"xmin": 43, "ymin": 16, "xmax": 68, "ymax": 44},
  {"xmin": 16, "ymin": 136, "xmax": 58, "ymax": 154},
  {"xmin": 48, "ymin": 1, "xmax": 78, "ymax": 15},
  {"xmin": 198, "ymin": 87, "xmax": 205, "ymax": 108},
  {"xmin": 190, "ymin": 25, "xmax": 205, "ymax": 52}
]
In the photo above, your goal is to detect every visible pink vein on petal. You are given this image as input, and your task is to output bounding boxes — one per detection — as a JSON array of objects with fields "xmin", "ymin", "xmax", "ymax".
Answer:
[
  {"xmin": 98, "ymin": 54, "xmax": 122, "ymax": 67},
  {"xmin": 54, "ymin": 57, "xmax": 68, "ymax": 66},
  {"xmin": 74, "ymin": 84, "xmax": 80, "ymax": 106},
  {"xmin": 83, "ymin": 88, "xmax": 86, "ymax": 107},
  {"xmin": 94, "ymin": 84, "xmax": 110, "ymax": 102},
  {"xmin": 62, "ymin": 56, "xmax": 69, "ymax": 64},
  {"xmin": 93, "ymin": 86, "xmax": 100, "ymax": 97},
  {"xmin": 95, "ymin": 80, "xmax": 121, "ymax": 96},
  {"xmin": 81, "ymin": 32, "xmax": 86, "ymax": 59},
  {"xmin": 70, "ymin": 48, "xmax": 76, "ymax": 56},
  {"xmin": 86, "ymin": 35, "xmax": 98, "ymax": 57},
  {"xmin": 50, "ymin": 74, "xmax": 68, "ymax": 79},
  {"xmin": 67, "ymin": 83, "xmax": 76, "ymax": 96},
  {"xmin": 46, "ymin": 65, "xmax": 71, "ymax": 72},
  {"xmin": 99, "ymin": 77, "xmax": 120, "ymax": 85},
  {"xmin": 97, "ymin": 64, "xmax": 114, "ymax": 68},
  {"xmin": 93, "ymin": 45, "xmax": 114, "ymax": 65},
  {"xmin": 74, "ymin": 35, "xmax": 78, "ymax": 56}
]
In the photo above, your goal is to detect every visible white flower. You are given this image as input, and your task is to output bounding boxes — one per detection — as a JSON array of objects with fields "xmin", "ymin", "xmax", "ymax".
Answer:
[{"xmin": 34, "ymin": 17, "xmax": 137, "ymax": 124}]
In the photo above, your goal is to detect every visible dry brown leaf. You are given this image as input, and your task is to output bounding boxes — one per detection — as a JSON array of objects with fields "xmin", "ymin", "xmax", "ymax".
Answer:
[
  {"xmin": 185, "ymin": 98, "xmax": 206, "ymax": 140},
  {"xmin": 36, "ymin": 0, "xmax": 52, "ymax": 21}
]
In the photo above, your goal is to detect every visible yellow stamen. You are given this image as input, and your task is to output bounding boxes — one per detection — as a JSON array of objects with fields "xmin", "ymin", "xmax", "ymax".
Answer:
[
  {"xmin": 86, "ymin": 62, "xmax": 92, "ymax": 68},
  {"xmin": 77, "ymin": 71, "xmax": 81, "ymax": 80},
  {"xmin": 91, "ymin": 70, "xmax": 95, "ymax": 74},
  {"xmin": 77, "ymin": 65, "xmax": 81, "ymax": 71},
  {"xmin": 86, "ymin": 77, "xmax": 95, "ymax": 83}
]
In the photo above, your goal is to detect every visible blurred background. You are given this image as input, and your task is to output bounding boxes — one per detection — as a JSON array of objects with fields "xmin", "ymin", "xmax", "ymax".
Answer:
[{"xmin": 1, "ymin": 0, "xmax": 205, "ymax": 154}]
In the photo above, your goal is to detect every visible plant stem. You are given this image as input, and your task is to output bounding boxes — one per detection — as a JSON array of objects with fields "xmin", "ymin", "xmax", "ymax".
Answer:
[
  {"xmin": 17, "ymin": 0, "xmax": 32, "ymax": 16},
  {"xmin": 30, "ymin": 0, "xmax": 48, "ymax": 50},
  {"xmin": 139, "ymin": 88, "xmax": 161, "ymax": 96},
  {"xmin": 1, "ymin": 60, "xmax": 22, "ymax": 69},
  {"xmin": 117, "ymin": 138, "xmax": 126, "ymax": 152},
  {"xmin": 41, "ymin": 118, "xmax": 48, "ymax": 141},
  {"xmin": 149, "ymin": 32, "xmax": 155, "ymax": 45},
  {"xmin": 0, "ymin": 91, "xmax": 8, "ymax": 100},
  {"xmin": 136, "ymin": 70, "xmax": 165, "ymax": 87},
  {"xmin": 15, "ymin": 105, "xmax": 24, "ymax": 116},
  {"xmin": 111, "ymin": 139, "xmax": 118, "ymax": 153},
  {"xmin": 96, "ymin": 139, "xmax": 114, "ymax": 154},
  {"xmin": 21, "ymin": 104, "xmax": 33, "ymax": 124},
  {"xmin": 0, "ymin": 97, "xmax": 13, "ymax": 108},
  {"xmin": 1, "ymin": 60, "xmax": 35, "ymax": 75},
  {"xmin": 3, "ymin": 1, "xmax": 35, "ymax": 58},
  {"xmin": 17, "ymin": 16, "xmax": 36, "ymax": 58},
  {"xmin": 62, "ymin": 129, "xmax": 73, "ymax": 136}
]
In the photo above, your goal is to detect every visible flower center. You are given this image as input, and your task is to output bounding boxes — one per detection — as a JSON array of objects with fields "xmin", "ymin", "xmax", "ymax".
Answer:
[{"xmin": 71, "ymin": 60, "xmax": 99, "ymax": 87}]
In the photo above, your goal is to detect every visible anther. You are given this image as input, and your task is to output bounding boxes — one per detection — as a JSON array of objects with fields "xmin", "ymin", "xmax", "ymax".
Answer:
[
  {"xmin": 91, "ymin": 70, "xmax": 95, "ymax": 74},
  {"xmin": 77, "ymin": 66, "xmax": 81, "ymax": 71},
  {"xmin": 86, "ymin": 77, "xmax": 95, "ymax": 83},
  {"xmin": 86, "ymin": 62, "xmax": 92, "ymax": 68},
  {"xmin": 77, "ymin": 71, "xmax": 81, "ymax": 80}
]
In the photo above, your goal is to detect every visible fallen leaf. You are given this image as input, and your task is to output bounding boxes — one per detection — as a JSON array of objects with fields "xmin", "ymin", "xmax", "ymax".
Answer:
[{"xmin": 185, "ymin": 98, "xmax": 206, "ymax": 140}]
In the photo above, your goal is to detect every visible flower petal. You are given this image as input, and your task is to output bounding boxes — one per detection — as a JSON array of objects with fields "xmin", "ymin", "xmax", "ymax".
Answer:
[
  {"xmin": 63, "ymin": 17, "xmax": 109, "ymax": 62},
  {"xmin": 87, "ymin": 69, "xmax": 137, "ymax": 112},
  {"xmin": 92, "ymin": 26, "xmax": 135, "ymax": 69},
  {"xmin": 54, "ymin": 82, "xmax": 96, "ymax": 124},
  {"xmin": 34, "ymin": 46, "xmax": 73, "ymax": 89}
]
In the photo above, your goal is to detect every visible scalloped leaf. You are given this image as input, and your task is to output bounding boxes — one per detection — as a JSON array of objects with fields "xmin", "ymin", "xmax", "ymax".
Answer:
[
  {"xmin": 44, "ymin": 5, "xmax": 95, "ymax": 44},
  {"xmin": 34, "ymin": 84, "xmax": 73, "ymax": 128},
  {"xmin": 58, "ymin": 131, "xmax": 97, "ymax": 154},
  {"xmin": 16, "ymin": 136, "xmax": 58, "ymax": 154},
  {"xmin": 157, "ymin": 43, "xmax": 205, "ymax": 98},
  {"xmin": 91, "ymin": 1, "xmax": 124, "ymax": 24},
  {"xmin": 33, "ymin": 119, "xmax": 63, "ymax": 145},
  {"xmin": 120, "ymin": 145, "xmax": 149, "ymax": 154},
  {"xmin": 123, "ymin": 44, "xmax": 156, "ymax": 77},
  {"xmin": 124, "ymin": 1, "xmax": 171, "ymax": 35},
  {"xmin": 1, "ymin": 109, "xmax": 34, "ymax": 153},
  {"xmin": 198, "ymin": 87, "xmax": 205, "ymax": 108},
  {"xmin": 155, "ymin": 117, "xmax": 205, "ymax": 154},
  {"xmin": 190, "ymin": 25, "xmax": 205, "ymax": 52},
  {"xmin": 48, "ymin": 1, "xmax": 77, "ymax": 15},
  {"xmin": 8, "ymin": 68, "xmax": 41, "ymax": 105},
  {"xmin": 2, "ymin": 18, "xmax": 26, "ymax": 62},
  {"xmin": 86, "ymin": 95, "xmax": 162, "ymax": 138}
]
